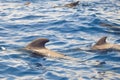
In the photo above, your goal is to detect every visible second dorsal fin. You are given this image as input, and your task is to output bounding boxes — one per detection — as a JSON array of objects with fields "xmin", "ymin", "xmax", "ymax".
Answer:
[{"xmin": 95, "ymin": 36, "xmax": 107, "ymax": 45}]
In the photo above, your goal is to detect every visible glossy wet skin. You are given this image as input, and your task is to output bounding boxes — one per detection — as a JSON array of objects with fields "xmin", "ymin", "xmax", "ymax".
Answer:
[
  {"xmin": 92, "ymin": 43, "xmax": 114, "ymax": 50},
  {"xmin": 25, "ymin": 36, "xmax": 120, "ymax": 59},
  {"xmin": 26, "ymin": 38, "xmax": 49, "ymax": 49},
  {"xmin": 64, "ymin": 1, "xmax": 79, "ymax": 8},
  {"xmin": 91, "ymin": 36, "xmax": 120, "ymax": 51},
  {"xmin": 0, "ymin": 1, "xmax": 120, "ymax": 79},
  {"xmin": 25, "ymin": 38, "xmax": 72, "ymax": 59},
  {"xmin": 53, "ymin": 1, "xmax": 79, "ymax": 8}
]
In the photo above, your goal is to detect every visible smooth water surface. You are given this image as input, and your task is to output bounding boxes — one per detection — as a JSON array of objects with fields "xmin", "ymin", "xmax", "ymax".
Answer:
[{"xmin": 0, "ymin": 0, "xmax": 120, "ymax": 80}]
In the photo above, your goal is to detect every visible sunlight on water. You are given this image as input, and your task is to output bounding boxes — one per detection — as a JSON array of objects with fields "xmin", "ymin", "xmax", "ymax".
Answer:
[{"xmin": 0, "ymin": 0, "xmax": 120, "ymax": 80}]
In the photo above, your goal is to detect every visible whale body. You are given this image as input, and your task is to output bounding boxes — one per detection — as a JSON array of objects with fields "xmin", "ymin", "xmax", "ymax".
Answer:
[
  {"xmin": 25, "ymin": 38, "xmax": 75, "ymax": 59},
  {"xmin": 53, "ymin": 1, "xmax": 79, "ymax": 8},
  {"xmin": 64, "ymin": 1, "xmax": 79, "ymax": 8},
  {"xmin": 91, "ymin": 36, "xmax": 120, "ymax": 51}
]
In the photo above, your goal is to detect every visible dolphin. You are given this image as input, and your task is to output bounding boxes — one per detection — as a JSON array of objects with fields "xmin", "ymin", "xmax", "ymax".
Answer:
[
  {"xmin": 53, "ymin": 1, "xmax": 79, "ymax": 8},
  {"xmin": 24, "ymin": 2, "xmax": 31, "ymax": 6},
  {"xmin": 64, "ymin": 1, "xmax": 79, "ymax": 8},
  {"xmin": 24, "ymin": 38, "xmax": 76, "ymax": 60},
  {"xmin": 91, "ymin": 36, "xmax": 120, "ymax": 51}
]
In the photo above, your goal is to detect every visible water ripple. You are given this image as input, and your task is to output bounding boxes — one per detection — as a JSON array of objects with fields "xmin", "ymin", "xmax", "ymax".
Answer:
[{"xmin": 0, "ymin": 0, "xmax": 120, "ymax": 80}]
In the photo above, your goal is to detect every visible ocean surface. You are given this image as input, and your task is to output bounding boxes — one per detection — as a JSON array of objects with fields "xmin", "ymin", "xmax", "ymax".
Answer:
[{"xmin": 0, "ymin": 0, "xmax": 120, "ymax": 80}]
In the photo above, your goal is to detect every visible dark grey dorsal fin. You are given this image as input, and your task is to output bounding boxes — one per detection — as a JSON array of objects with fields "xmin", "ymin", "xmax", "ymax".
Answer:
[
  {"xmin": 95, "ymin": 36, "xmax": 107, "ymax": 45},
  {"xmin": 73, "ymin": 1, "xmax": 79, "ymax": 5},
  {"xmin": 70, "ymin": 1, "xmax": 79, "ymax": 5},
  {"xmin": 27, "ymin": 38, "xmax": 49, "ymax": 48},
  {"xmin": 65, "ymin": 1, "xmax": 79, "ymax": 7}
]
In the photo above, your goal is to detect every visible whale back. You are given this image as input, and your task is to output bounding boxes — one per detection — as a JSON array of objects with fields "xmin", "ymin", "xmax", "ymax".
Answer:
[
  {"xmin": 94, "ymin": 36, "xmax": 107, "ymax": 46},
  {"xmin": 65, "ymin": 1, "xmax": 79, "ymax": 7},
  {"xmin": 26, "ymin": 38, "xmax": 49, "ymax": 49},
  {"xmin": 70, "ymin": 1, "xmax": 79, "ymax": 6},
  {"xmin": 72, "ymin": 1, "xmax": 79, "ymax": 5}
]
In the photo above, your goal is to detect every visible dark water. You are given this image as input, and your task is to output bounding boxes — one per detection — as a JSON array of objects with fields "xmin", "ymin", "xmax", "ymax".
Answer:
[{"xmin": 0, "ymin": 0, "xmax": 120, "ymax": 80}]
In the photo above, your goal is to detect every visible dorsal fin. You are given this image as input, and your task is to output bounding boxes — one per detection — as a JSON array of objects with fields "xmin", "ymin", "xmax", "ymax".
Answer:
[
  {"xmin": 71, "ymin": 1, "xmax": 79, "ymax": 5},
  {"xmin": 26, "ymin": 38, "xmax": 49, "ymax": 48},
  {"xmin": 65, "ymin": 1, "xmax": 79, "ymax": 7},
  {"xmin": 95, "ymin": 36, "xmax": 107, "ymax": 45}
]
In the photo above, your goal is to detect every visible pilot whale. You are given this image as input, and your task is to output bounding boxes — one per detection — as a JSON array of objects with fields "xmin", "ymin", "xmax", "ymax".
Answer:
[
  {"xmin": 53, "ymin": 1, "xmax": 79, "ymax": 8},
  {"xmin": 64, "ymin": 1, "xmax": 79, "ymax": 8},
  {"xmin": 91, "ymin": 36, "xmax": 120, "ymax": 51},
  {"xmin": 24, "ymin": 38, "xmax": 76, "ymax": 60}
]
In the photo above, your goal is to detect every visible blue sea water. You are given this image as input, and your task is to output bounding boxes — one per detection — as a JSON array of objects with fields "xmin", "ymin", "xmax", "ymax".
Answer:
[{"xmin": 0, "ymin": 0, "xmax": 120, "ymax": 80}]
